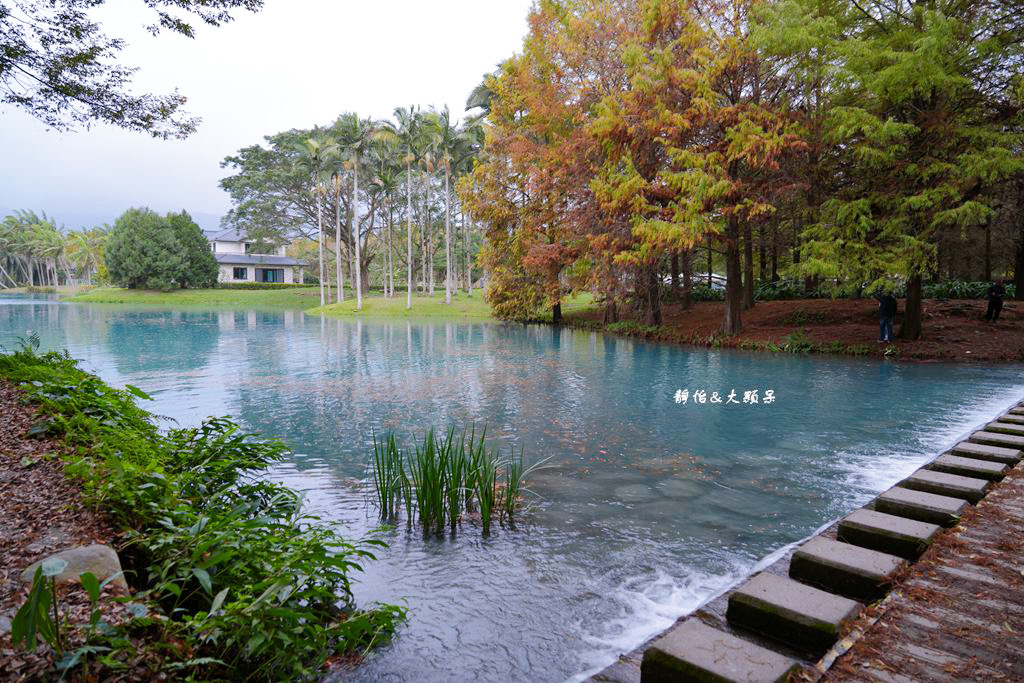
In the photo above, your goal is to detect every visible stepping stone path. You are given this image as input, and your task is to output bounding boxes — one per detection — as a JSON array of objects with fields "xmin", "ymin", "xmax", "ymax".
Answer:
[
  {"xmin": 837, "ymin": 509, "xmax": 941, "ymax": 560},
  {"xmin": 641, "ymin": 619, "xmax": 799, "ymax": 683},
  {"xmin": 927, "ymin": 453, "xmax": 1008, "ymax": 481},
  {"xmin": 614, "ymin": 396, "xmax": 1024, "ymax": 683},
  {"xmin": 986, "ymin": 421, "xmax": 1024, "ymax": 436},
  {"xmin": 726, "ymin": 572, "xmax": 862, "ymax": 655},
  {"xmin": 899, "ymin": 469, "xmax": 991, "ymax": 504},
  {"xmin": 967, "ymin": 430, "xmax": 1024, "ymax": 451},
  {"xmin": 790, "ymin": 536, "xmax": 906, "ymax": 602},
  {"xmin": 874, "ymin": 486, "xmax": 967, "ymax": 527}
]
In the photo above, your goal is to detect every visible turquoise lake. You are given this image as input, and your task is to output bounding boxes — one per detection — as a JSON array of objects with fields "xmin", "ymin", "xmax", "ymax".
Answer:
[{"xmin": 3, "ymin": 293, "xmax": 1023, "ymax": 681}]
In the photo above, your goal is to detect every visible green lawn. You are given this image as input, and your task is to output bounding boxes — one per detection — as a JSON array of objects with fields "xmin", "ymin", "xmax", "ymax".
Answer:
[
  {"xmin": 66, "ymin": 286, "xmax": 324, "ymax": 307},
  {"xmin": 66, "ymin": 286, "xmax": 598, "ymax": 320},
  {"xmin": 311, "ymin": 291, "xmax": 495, "ymax": 318},
  {"xmin": 313, "ymin": 291, "xmax": 596, "ymax": 320}
]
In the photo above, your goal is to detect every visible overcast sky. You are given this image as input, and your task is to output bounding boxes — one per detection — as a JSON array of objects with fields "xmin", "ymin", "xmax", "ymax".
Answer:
[{"xmin": 0, "ymin": 0, "xmax": 535, "ymax": 230}]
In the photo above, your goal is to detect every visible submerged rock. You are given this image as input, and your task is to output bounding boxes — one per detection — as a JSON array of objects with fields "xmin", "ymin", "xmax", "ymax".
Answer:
[{"xmin": 20, "ymin": 544, "xmax": 127, "ymax": 590}]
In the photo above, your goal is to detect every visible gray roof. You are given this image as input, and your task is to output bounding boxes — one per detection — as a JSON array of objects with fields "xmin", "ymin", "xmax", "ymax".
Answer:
[
  {"xmin": 204, "ymin": 227, "xmax": 247, "ymax": 242},
  {"xmin": 204, "ymin": 227, "xmax": 292, "ymax": 245},
  {"xmin": 214, "ymin": 253, "xmax": 307, "ymax": 266}
]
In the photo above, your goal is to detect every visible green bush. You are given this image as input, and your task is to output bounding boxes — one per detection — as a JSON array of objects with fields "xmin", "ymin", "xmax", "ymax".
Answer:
[
  {"xmin": 0, "ymin": 347, "xmax": 404, "ymax": 680},
  {"xmin": 688, "ymin": 282, "xmax": 725, "ymax": 301},
  {"xmin": 922, "ymin": 280, "xmax": 1016, "ymax": 299},
  {"xmin": 105, "ymin": 208, "xmax": 217, "ymax": 291}
]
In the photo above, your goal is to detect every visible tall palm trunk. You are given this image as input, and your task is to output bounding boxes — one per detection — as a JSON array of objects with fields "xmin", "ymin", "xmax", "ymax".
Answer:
[
  {"xmin": 387, "ymin": 204, "xmax": 394, "ymax": 297},
  {"xmin": 335, "ymin": 186, "xmax": 344, "ymax": 302},
  {"xmin": 421, "ymin": 171, "xmax": 428, "ymax": 294},
  {"xmin": 353, "ymin": 154, "xmax": 363, "ymax": 310},
  {"xmin": 316, "ymin": 185, "xmax": 325, "ymax": 306},
  {"xmin": 407, "ymin": 160, "xmax": 413, "ymax": 309},
  {"xmin": 444, "ymin": 167, "xmax": 452, "ymax": 304}
]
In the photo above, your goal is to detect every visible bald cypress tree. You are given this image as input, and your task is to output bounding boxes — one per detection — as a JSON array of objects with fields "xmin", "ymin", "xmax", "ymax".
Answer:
[{"xmin": 770, "ymin": 0, "xmax": 1024, "ymax": 339}]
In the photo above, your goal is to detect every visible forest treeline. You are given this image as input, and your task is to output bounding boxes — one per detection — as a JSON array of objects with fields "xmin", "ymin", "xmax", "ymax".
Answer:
[{"xmin": 458, "ymin": 0, "xmax": 1024, "ymax": 339}]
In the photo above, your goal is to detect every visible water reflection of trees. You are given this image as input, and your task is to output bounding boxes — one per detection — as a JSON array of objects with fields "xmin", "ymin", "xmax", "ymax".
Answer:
[{"xmin": 107, "ymin": 310, "xmax": 220, "ymax": 374}]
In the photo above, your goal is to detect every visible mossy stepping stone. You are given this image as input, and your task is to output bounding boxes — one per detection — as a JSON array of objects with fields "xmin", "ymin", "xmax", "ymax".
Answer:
[{"xmin": 641, "ymin": 619, "xmax": 799, "ymax": 683}]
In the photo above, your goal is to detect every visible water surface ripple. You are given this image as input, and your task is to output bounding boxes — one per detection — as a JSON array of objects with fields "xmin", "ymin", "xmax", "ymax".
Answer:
[{"xmin": 2, "ymin": 294, "xmax": 1022, "ymax": 681}]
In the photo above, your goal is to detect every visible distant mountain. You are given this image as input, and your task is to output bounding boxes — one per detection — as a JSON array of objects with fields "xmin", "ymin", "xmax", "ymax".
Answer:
[{"xmin": 0, "ymin": 207, "xmax": 224, "ymax": 232}]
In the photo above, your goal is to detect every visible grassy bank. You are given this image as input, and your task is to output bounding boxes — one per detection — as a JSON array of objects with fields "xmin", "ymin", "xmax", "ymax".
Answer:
[
  {"xmin": 0, "ymin": 343, "xmax": 403, "ymax": 680},
  {"xmin": 312, "ymin": 291, "xmax": 597, "ymax": 321},
  {"xmin": 66, "ymin": 286, "xmax": 324, "ymax": 307}
]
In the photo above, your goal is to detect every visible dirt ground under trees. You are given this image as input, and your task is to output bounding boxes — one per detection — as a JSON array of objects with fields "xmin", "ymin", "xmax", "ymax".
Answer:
[{"xmin": 568, "ymin": 297, "xmax": 1024, "ymax": 362}]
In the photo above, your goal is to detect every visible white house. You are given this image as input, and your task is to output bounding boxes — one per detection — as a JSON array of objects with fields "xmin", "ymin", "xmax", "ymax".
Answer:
[{"xmin": 204, "ymin": 228, "xmax": 306, "ymax": 284}]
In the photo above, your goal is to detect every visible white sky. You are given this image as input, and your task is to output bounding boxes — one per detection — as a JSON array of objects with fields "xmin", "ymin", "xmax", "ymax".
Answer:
[{"xmin": 0, "ymin": 0, "xmax": 535, "ymax": 230}]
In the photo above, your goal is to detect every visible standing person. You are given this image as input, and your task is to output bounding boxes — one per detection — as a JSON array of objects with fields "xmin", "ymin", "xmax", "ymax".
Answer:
[
  {"xmin": 985, "ymin": 278, "xmax": 1006, "ymax": 322},
  {"xmin": 878, "ymin": 291, "xmax": 897, "ymax": 342}
]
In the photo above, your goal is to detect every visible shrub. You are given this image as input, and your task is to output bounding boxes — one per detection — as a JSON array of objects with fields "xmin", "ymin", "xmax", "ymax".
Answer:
[
  {"xmin": 0, "ymin": 346, "xmax": 404, "ymax": 680},
  {"xmin": 105, "ymin": 208, "xmax": 216, "ymax": 291}
]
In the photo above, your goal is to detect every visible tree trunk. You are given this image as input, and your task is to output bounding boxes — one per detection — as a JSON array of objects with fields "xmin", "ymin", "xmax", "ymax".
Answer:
[
  {"xmin": 707, "ymin": 243, "xmax": 713, "ymax": 286},
  {"xmin": 723, "ymin": 217, "xmax": 743, "ymax": 335},
  {"xmin": 604, "ymin": 298, "xmax": 618, "ymax": 324},
  {"xmin": 353, "ymin": 155, "xmax": 363, "ymax": 310},
  {"xmin": 645, "ymin": 265, "xmax": 662, "ymax": 326},
  {"xmin": 899, "ymin": 274, "xmax": 923, "ymax": 340},
  {"xmin": 421, "ymin": 172, "xmax": 428, "ymax": 294},
  {"xmin": 771, "ymin": 224, "xmax": 779, "ymax": 282},
  {"xmin": 552, "ymin": 301, "xmax": 562, "ymax": 324},
  {"xmin": 983, "ymin": 221, "xmax": 992, "ymax": 282},
  {"xmin": 682, "ymin": 248, "xmax": 692, "ymax": 310},
  {"xmin": 317, "ymin": 188, "xmax": 325, "ymax": 306},
  {"xmin": 742, "ymin": 221, "xmax": 755, "ymax": 310},
  {"xmin": 387, "ymin": 204, "xmax": 393, "ymax": 297},
  {"xmin": 407, "ymin": 161, "xmax": 413, "ymax": 309},
  {"xmin": 1015, "ymin": 232, "xmax": 1024, "ymax": 300},
  {"xmin": 335, "ymin": 189, "xmax": 344, "ymax": 302},
  {"xmin": 444, "ymin": 168, "xmax": 452, "ymax": 304},
  {"xmin": 670, "ymin": 251, "xmax": 680, "ymax": 297},
  {"xmin": 465, "ymin": 206, "xmax": 472, "ymax": 294},
  {"xmin": 758, "ymin": 224, "xmax": 767, "ymax": 285}
]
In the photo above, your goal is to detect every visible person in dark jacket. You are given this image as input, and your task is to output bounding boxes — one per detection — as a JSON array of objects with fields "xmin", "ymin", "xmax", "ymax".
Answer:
[
  {"xmin": 878, "ymin": 292, "xmax": 897, "ymax": 342},
  {"xmin": 985, "ymin": 279, "xmax": 1006, "ymax": 322}
]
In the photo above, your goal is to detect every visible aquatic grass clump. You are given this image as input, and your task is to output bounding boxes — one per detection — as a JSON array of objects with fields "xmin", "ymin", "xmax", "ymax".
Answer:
[{"xmin": 368, "ymin": 425, "xmax": 543, "ymax": 537}]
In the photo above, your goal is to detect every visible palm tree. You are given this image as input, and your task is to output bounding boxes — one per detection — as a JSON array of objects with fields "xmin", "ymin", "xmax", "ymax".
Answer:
[
  {"xmin": 295, "ymin": 133, "xmax": 339, "ymax": 306},
  {"xmin": 372, "ymin": 152, "xmax": 402, "ymax": 298},
  {"xmin": 379, "ymin": 106, "xmax": 427, "ymax": 310},
  {"xmin": 328, "ymin": 172, "xmax": 345, "ymax": 302},
  {"xmin": 457, "ymin": 115, "xmax": 486, "ymax": 294},
  {"xmin": 432, "ymin": 105, "xmax": 460, "ymax": 305},
  {"xmin": 336, "ymin": 114, "xmax": 378, "ymax": 311}
]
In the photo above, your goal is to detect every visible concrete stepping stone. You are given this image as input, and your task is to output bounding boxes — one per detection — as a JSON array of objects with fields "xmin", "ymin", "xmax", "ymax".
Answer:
[
  {"xmin": 790, "ymin": 536, "xmax": 906, "ymax": 603},
  {"xmin": 966, "ymin": 431, "xmax": 1024, "ymax": 454},
  {"xmin": 899, "ymin": 469, "xmax": 991, "ymax": 504},
  {"xmin": 986, "ymin": 421, "xmax": 1024, "ymax": 436},
  {"xmin": 927, "ymin": 454, "xmax": 1008, "ymax": 481},
  {"xmin": 837, "ymin": 509, "xmax": 941, "ymax": 560},
  {"xmin": 1009, "ymin": 407, "xmax": 1024, "ymax": 415},
  {"xmin": 875, "ymin": 486, "xmax": 967, "ymax": 527},
  {"xmin": 726, "ymin": 572, "xmax": 862, "ymax": 654},
  {"xmin": 641, "ymin": 619, "xmax": 799, "ymax": 683},
  {"xmin": 999, "ymin": 413, "xmax": 1024, "ymax": 425}
]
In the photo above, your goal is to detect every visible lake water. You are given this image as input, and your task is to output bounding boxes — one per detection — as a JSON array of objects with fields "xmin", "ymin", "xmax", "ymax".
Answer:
[{"xmin": 3, "ymin": 293, "xmax": 1023, "ymax": 681}]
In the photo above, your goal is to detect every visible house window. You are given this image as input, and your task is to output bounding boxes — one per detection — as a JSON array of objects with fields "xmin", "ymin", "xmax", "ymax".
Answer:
[
  {"xmin": 211, "ymin": 242, "xmax": 216, "ymax": 252},
  {"xmin": 233, "ymin": 267, "xmax": 247, "ymax": 280},
  {"xmin": 256, "ymin": 268, "xmax": 284, "ymax": 283}
]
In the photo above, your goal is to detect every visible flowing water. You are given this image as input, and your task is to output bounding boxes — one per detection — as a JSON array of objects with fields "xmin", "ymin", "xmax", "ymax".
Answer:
[{"xmin": 3, "ymin": 293, "xmax": 1023, "ymax": 682}]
